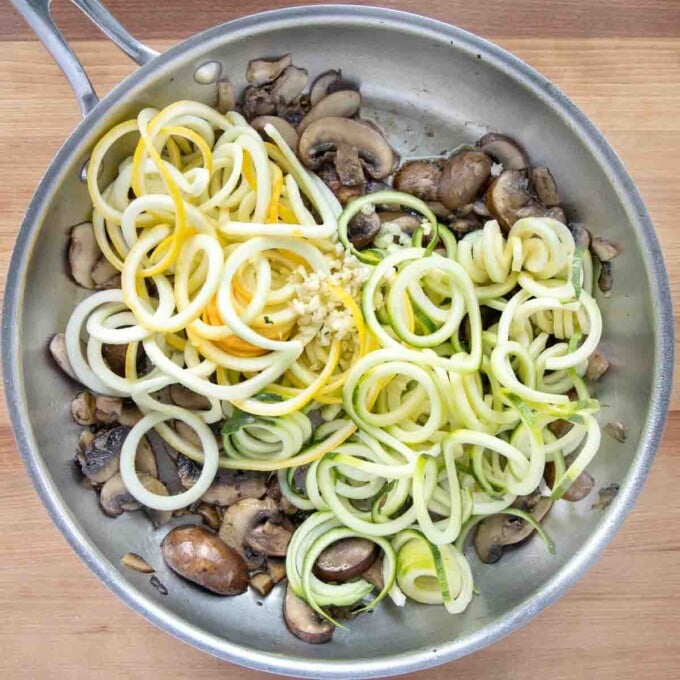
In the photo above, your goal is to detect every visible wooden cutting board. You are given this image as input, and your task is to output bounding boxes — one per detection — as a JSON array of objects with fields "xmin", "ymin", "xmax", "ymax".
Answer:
[{"xmin": 1, "ymin": 2, "xmax": 679, "ymax": 678}]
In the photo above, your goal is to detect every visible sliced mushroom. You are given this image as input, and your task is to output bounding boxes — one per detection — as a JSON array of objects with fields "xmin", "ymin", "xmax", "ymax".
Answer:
[
  {"xmin": 276, "ymin": 95, "xmax": 310, "ymax": 128},
  {"xmin": 544, "ymin": 458, "xmax": 594, "ymax": 502},
  {"xmin": 80, "ymin": 426, "xmax": 130, "ymax": 484},
  {"xmin": 314, "ymin": 538, "xmax": 377, "ymax": 583},
  {"xmin": 348, "ymin": 211, "xmax": 381, "ymax": 250},
  {"xmin": 169, "ymin": 384, "xmax": 211, "ymax": 411},
  {"xmin": 438, "ymin": 150, "xmax": 491, "ymax": 210},
  {"xmin": 78, "ymin": 429, "xmax": 95, "ymax": 453},
  {"xmin": 586, "ymin": 351, "xmax": 610, "ymax": 382},
  {"xmin": 271, "ymin": 65, "xmax": 308, "ymax": 104},
  {"xmin": 251, "ymin": 115, "xmax": 300, "ymax": 150},
  {"xmin": 178, "ymin": 457, "xmax": 267, "ymax": 506},
  {"xmin": 298, "ymin": 90, "xmax": 361, "ymax": 134},
  {"xmin": 219, "ymin": 497, "xmax": 280, "ymax": 569},
  {"xmin": 531, "ymin": 167, "xmax": 560, "ymax": 206},
  {"xmin": 247, "ymin": 54, "xmax": 292, "ymax": 85},
  {"xmin": 99, "ymin": 473, "xmax": 142, "ymax": 517},
  {"xmin": 242, "ymin": 86, "xmax": 276, "ymax": 120},
  {"xmin": 378, "ymin": 212, "xmax": 422, "ymax": 235},
  {"xmin": 135, "ymin": 436, "xmax": 159, "ymax": 478},
  {"xmin": 118, "ymin": 405, "xmax": 143, "ymax": 427},
  {"xmin": 283, "ymin": 583, "xmax": 334, "ymax": 644},
  {"xmin": 250, "ymin": 572, "xmax": 275, "ymax": 597},
  {"xmin": 394, "ymin": 160, "xmax": 442, "ymax": 202},
  {"xmin": 197, "ymin": 502, "xmax": 222, "ymax": 530},
  {"xmin": 598, "ymin": 261, "xmax": 613, "ymax": 296},
  {"xmin": 49, "ymin": 333, "xmax": 78, "ymax": 382},
  {"xmin": 141, "ymin": 474, "xmax": 172, "ymax": 527},
  {"xmin": 245, "ymin": 520, "xmax": 292, "ymax": 557},
  {"xmin": 604, "ymin": 420, "xmax": 627, "ymax": 443},
  {"xmin": 548, "ymin": 419, "xmax": 573, "ymax": 438},
  {"xmin": 71, "ymin": 391, "xmax": 96, "ymax": 425},
  {"xmin": 310, "ymin": 69, "xmax": 342, "ymax": 106},
  {"xmin": 94, "ymin": 395, "xmax": 123, "ymax": 425},
  {"xmin": 592, "ymin": 483, "xmax": 619, "ymax": 510},
  {"xmin": 334, "ymin": 142, "xmax": 365, "ymax": 187},
  {"xmin": 474, "ymin": 494, "xmax": 553, "ymax": 563},
  {"xmin": 101, "ymin": 343, "xmax": 128, "ymax": 377},
  {"xmin": 121, "ymin": 552, "xmax": 154, "ymax": 573},
  {"xmin": 91, "ymin": 257, "xmax": 120, "ymax": 289},
  {"xmin": 477, "ymin": 132, "xmax": 529, "ymax": 170},
  {"xmin": 485, "ymin": 169, "xmax": 539, "ymax": 231},
  {"xmin": 69, "ymin": 222, "xmax": 100, "ymax": 289},
  {"xmin": 266, "ymin": 557, "xmax": 287, "ymax": 584},
  {"xmin": 472, "ymin": 198, "xmax": 492, "ymax": 218},
  {"xmin": 162, "ymin": 525, "xmax": 248, "ymax": 595},
  {"xmin": 450, "ymin": 216, "xmax": 482, "ymax": 238},
  {"xmin": 216, "ymin": 78, "xmax": 235, "ymax": 114},
  {"xmin": 361, "ymin": 556, "xmax": 384, "ymax": 591},
  {"xmin": 591, "ymin": 237, "xmax": 620, "ymax": 262},
  {"xmin": 299, "ymin": 117, "xmax": 394, "ymax": 179}
]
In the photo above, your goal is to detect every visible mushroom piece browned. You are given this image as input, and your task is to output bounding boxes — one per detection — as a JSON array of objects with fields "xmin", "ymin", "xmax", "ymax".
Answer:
[
  {"xmin": 474, "ymin": 494, "xmax": 553, "ymax": 563},
  {"xmin": 393, "ymin": 160, "xmax": 442, "ymax": 202},
  {"xmin": 438, "ymin": 150, "xmax": 491, "ymax": 210},
  {"xmin": 250, "ymin": 572, "xmax": 275, "ymax": 597},
  {"xmin": 118, "ymin": 405, "xmax": 143, "ymax": 427},
  {"xmin": 49, "ymin": 333, "xmax": 78, "ymax": 382},
  {"xmin": 139, "ymin": 473, "xmax": 171, "ymax": 527},
  {"xmin": 334, "ymin": 142, "xmax": 365, "ymax": 187},
  {"xmin": 71, "ymin": 391, "xmax": 96, "ymax": 425},
  {"xmin": 586, "ymin": 351, "xmax": 610, "ymax": 382},
  {"xmin": 79, "ymin": 425, "xmax": 130, "ymax": 484},
  {"xmin": 242, "ymin": 86, "xmax": 276, "ymax": 120},
  {"xmin": 283, "ymin": 583, "xmax": 334, "ymax": 644},
  {"xmin": 485, "ymin": 169, "xmax": 540, "ymax": 231},
  {"xmin": 216, "ymin": 78, "xmax": 235, "ymax": 114},
  {"xmin": 219, "ymin": 497, "xmax": 280, "ymax": 568},
  {"xmin": 531, "ymin": 167, "xmax": 561, "ymax": 206},
  {"xmin": 94, "ymin": 395, "xmax": 123, "ymax": 425},
  {"xmin": 298, "ymin": 117, "xmax": 394, "ymax": 179},
  {"xmin": 450, "ymin": 216, "xmax": 483, "ymax": 238},
  {"xmin": 426, "ymin": 201, "xmax": 453, "ymax": 220},
  {"xmin": 297, "ymin": 90, "xmax": 361, "ymax": 134},
  {"xmin": 590, "ymin": 236, "xmax": 621, "ymax": 262},
  {"xmin": 251, "ymin": 115, "xmax": 300, "ymax": 150},
  {"xmin": 310, "ymin": 69, "xmax": 342, "ymax": 106},
  {"xmin": 271, "ymin": 65, "xmax": 308, "ymax": 104},
  {"xmin": 69, "ymin": 222, "xmax": 101, "ymax": 289},
  {"xmin": 99, "ymin": 473, "xmax": 142, "ymax": 516},
  {"xmin": 246, "ymin": 54, "xmax": 292, "ymax": 85},
  {"xmin": 361, "ymin": 556, "xmax": 384, "ymax": 591},
  {"xmin": 169, "ymin": 384, "xmax": 211, "ymax": 411},
  {"xmin": 314, "ymin": 538, "xmax": 377, "ymax": 583},
  {"xmin": 348, "ymin": 211, "xmax": 381, "ymax": 250},
  {"xmin": 91, "ymin": 257, "xmax": 119, "ymax": 289},
  {"xmin": 477, "ymin": 132, "xmax": 529, "ymax": 170},
  {"xmin": 245, "ymin": 520, "xmax": 292, "ymax": 557},
  {"xmin": 378, "ymin": 212, "xmax": 422, "ymax": 235},
  {"xmin": 121, "ymin": 552, "xmax": 155, "ymax": 573},
  {"xmin": 598, "ymin": 261, "xmax": 613, "ymax": 296},
  {"xmin": 266, "ymin": 557, "xmax": 287, "ymax": 584},
  {"xmin": 544, "ymin": 459, "xmax": 594, "ymax": 502},
  {"xmin": 101, "ymin": 343, "xmax": 129, "ymax": 377},
  {"xmin": 197, "ymin": 502, "xmax": 222, "ymax": 530},
  {"xmin": 162, "ymin": 525, "xmax": 249, "ymax": 595}
]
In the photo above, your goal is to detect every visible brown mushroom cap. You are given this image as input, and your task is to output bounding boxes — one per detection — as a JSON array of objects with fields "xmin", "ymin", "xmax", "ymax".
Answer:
[
  {"xmin": 283, "ymin": 583, "xmax": 334, "ymax": 644},
  {"xmin": 474, "ymin": 493, "xmax": 553, "ymax": 563},
  {"xmin": 49, "ymin": 333, "xmax": 78, "ymax": 382},
  {"xmin": 250, "ymin": 572, "xmax": 275, "ymax": 597},
  {"xmin": 297, "ymin": 91, "xmax": 361, "ymax": 134},
  {"xmin": 477, "ymin": 133, "xmax": 529, "ymax": 170},
  {"xmin": 586, "ymin": 350, "xmax": 610, "ymax": 382},
  {"xmin": 245, "ymin": 520, "xmax": 292, "ymax": 557},
  {"xmin": 298, "ymin": 117, "xmax": 394, "ymax": 179},
  {"xmin": 99, "ymin": 472, "xmax": 142, "ymax": 516},
  {"xmin": 94, "ymin": 395, "xmax": 123, "ymax": 425},
  {"xmin": 531, "ymin": 167, "xmax": 561, "ymax": 206},
  {"xmin": 393, "ymin": 160, "xmax": 442, "ymax": 202},
  {"xmin": 251, "ymin": 115, "xmax": 300, "ymax": 151},
  {"xmin": 71, "ymin": 391, "xmax": 96, "ymax": 425},
  {"xmin": 334, "ymin": 142, "xmax": 365, "ymax": 187},
  {"xmin": 438, "ymin": 150, "xmax": 491, "ymax": 210},
  {"xmin": 310, "ymin": 69, "xmax": 342, "ymax": 106},
  {"xmin": 161, "ymin": 525, "xmax": 248, "ymax": 595},
  {"xmin": 485, "ymin": 169, "xmax": 539, "ymax": 231},
  {"xmin": 314, "ymin": 538, "xmax": 378, "ymax": 583},
  {"xmin": 169, "ymin": 384, "xmax": 211, "ymax": 411},
  {"xmin": 247, "ymin": 54, "xmax": 292, "ymax": 85},
  {"xmin": 69, "ymin": 222, "xmax": 100, "ymax": 289}
]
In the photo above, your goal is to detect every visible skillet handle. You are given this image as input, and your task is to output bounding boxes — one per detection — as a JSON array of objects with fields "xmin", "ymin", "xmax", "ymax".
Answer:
[{"xmin": 9, "ymin": 0, "xmax": 158, "ymax": 118}]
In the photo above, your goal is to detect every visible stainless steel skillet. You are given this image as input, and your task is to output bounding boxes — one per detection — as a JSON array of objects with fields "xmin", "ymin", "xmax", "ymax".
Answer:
[{"xmin": 2, "ymin": 1, "xmax": 673, "ymax": 677}]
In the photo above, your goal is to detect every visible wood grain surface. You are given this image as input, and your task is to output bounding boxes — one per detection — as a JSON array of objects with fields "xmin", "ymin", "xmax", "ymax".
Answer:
[{"xmin": 1, "ymin": 1, "xmax": 679, "ymax": 679}]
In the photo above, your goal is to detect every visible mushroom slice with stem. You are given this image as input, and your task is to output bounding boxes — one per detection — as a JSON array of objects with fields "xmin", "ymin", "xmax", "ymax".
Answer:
[
  {"xmin": 310, "ymin": 69, "xmax": 342, "ymax": 106},
  {"xmin": 197, "ymin": 502, "xmax": 222, "ymax": 530},
  {"xmin": 334, "ymin": 142, "xmax": 365, "ymax": 187},
  {"xmin": 216, "ymin": 78, "xmax": 235, "ymax": 114},
  {"xmin": 49, "ymin": 333, "xmax": 78, "ymax": 382},
  {"xmin": 297, "ymin": 90, "xmax": 361, "ymax": 134},
  {"xmin": 99, "ymin": 472, "xmax": 142, "ymax": 516},
  {"xmin": 378, "ymin": 212, "xmax": 423, "ymax": 235},
  {"xmin": 162, "ymin": 525, "xmax": 248, "ymax": 595},
  {"xmin": 242, "ymin": 86, "xmax": 276, "ymax": 120},
  {"xmin": 361, "ymin": 556, "xmax": 384, "ymax": 591},
  {"xmin": 244, "ymin": 520, "xmax": 292, "ymax": 557},
  {"xmin": 94, "ymin": 395, "xmax": 123, "ymax": 425},
  {"xmin": 69, "ymin": 222, "xmax": 101, "ymax": 289},
  {"xmin": 283, "ymin": 583, "xmax": 334, "ymax": 644},
  {"xmin": 140, "ymin": 474, "xmax": 172, "ymax": 527},
  {"xmin": 250, "ymin": 572, "xmax": 275, "ymax": 597},
  {"xmin": 438, "ymin": 150, "xmax": 491, "ymax": 210},
  {"xmin": 271, "ymin": 65, "xmax": 308, "ymax": 104},
  {"xmin": 474, "ymin": 493, "xmax": 553, "ymax": 563},
  {"xmin": 477, "ymin": 132, "xmax": 529, "ymax": 170},
  {"xmin": 314, "ymin": 538, "xmax": 378, "ymax": 583},
  {"xmin": 531, "ymin": 167, "xmax": 561, "ymax": 206},
  {"xmin": 586, "ymin": 351, "xmax": 610, "ymax": 382},
  {"xmin": 591, "ymin": 236, "xmax": 621, "ymax": 262},
  {"xmin": 393, "ymin": 160, "xmax": 442, "ymax": 202},
  {"xmin": 247, "ymin": 54, "xmax": 292, "ymax": 85},
  {"xmin": 298, "ymin": 117, "xmax": 394, "ymax": 179},
  {"xmin": 71, "ymin": 391, "xmax": 96, "ymax": 425},
  {"xmin": 251, "ymin": 115, "xmax": 300, "ymax": 151}
]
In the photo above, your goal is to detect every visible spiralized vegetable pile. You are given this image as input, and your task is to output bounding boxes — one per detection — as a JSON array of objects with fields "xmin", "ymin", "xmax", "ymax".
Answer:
[{"xmin": 64, "ymin": 99, "xmax": 603, "ymax": 622}]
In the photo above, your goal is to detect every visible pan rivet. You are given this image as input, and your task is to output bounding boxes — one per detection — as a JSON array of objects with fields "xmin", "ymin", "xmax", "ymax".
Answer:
[{"xmin": 194, "ymin": 61, "xmax": 222, "ymax": 85}]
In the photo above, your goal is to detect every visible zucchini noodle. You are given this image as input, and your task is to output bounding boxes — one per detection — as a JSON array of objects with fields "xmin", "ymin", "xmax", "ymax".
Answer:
[{"xmin": 63, "ymin": 97, "xmax": 606, "ymax": 628}]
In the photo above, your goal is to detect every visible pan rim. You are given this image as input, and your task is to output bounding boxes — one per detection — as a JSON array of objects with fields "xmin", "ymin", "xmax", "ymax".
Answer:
[{"xmin": 2, "ymin": 5, "xmax": 674, "ymax": 678}]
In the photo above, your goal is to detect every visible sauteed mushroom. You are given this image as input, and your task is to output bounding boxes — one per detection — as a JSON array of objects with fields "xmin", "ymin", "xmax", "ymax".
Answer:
[
  {"xmin": 314, "ymin": 538, "xmax": 377, "ymax": 583},
  {"xmin": 271, "ymin": 65, "xmax": 308, "ymax": 104},
  {"xmin": 298, "ymin": 117, "xmax": 394, "ymax": 178},
  {"xmin": 438, "ymin": 150, "xmax": 491, "ymax": 209},
  {"xmin": 99, "ymin": 473, "xmax": 141, "ymax": 516},
  {"xmin": 361, "ymin": 556, "xmax": 384, "ymax": 591},
  {"xmin": 162, "ymin": 525, "xmax": 248, "ymax": 595},
  {"xmin": 247, "ymin": 54, "xmax": 292, "ymax": 85},
  {"xmin": 348, "ymin": 211, "xmax": 381, "ymax": 249},
  {"xmin": 393, "ymin": 160, "xmax": 442, "ymax": 201},
  {"xmin": 283, "ymin": 583, "xmax": 334, "ymax": 644},
  {"xmin": 251, "ymin": 115, "xmax": 300, "ymax": 150},
  {"xmin": 586, "ymin": 351, "xmax": 610, "ymax": 382},
  {"xmin": 485, "ymin": 169, "xmax": 539, "ymax": 231},
  {"xmin": 245, "ymin": 520, "xmax": 292, "ymax": 557},
  {"xmin": 266, "ymin": 557, "xmax": 287, "ymax": 584},
  {"xmin": 310, "ymin": 69, "xmax": 342, "ymax": 106},
  {"xmin": 544, "ymin": 457, "xmax": 594, "ymax": 502},
  {"xmin": 69, "ymin": 222, "xmax": 100, "ymax": 289},
  {"xmin": 71, "ymin": 391, "xmax": 96, "ymax": 425},
  {"xmin": 48, "ymin": 333, "xmax": 78, "ymax": 382},
  {"xmin": 91, "ymin": 257, "xmax": 119, "ymax": 289},
  {"xmin": 78, "ymin": 425, "xmax": 130, "ymax": 484},
  {"xmin": 334, "ymin": 142, "xmax": 365, "ymax": 187},
  {"xmin": 531, "ymin": 167, "xmax": 560, "ymax": 206},
  {"xmin": 216, "ymin": 78, "xmax": 235, "ymax": 113},
  {"xmin": 242, "ymin": 86, "xmax": 276, "ymax": 120},
  {"xmin": 169, "ymin": 384, "xmax": 211, "ymax": 410},
  {"xmin": 250, "ymin": 572, "xmax": 275, "ymax": 597},
  {"xmin": 477, "ymin": 132, "xmax": 529, "ymax": 170},
  {"xmin": 591, "ymin": 237, "xmax": 621, "ymax": 262},
  {"xmin": 94, "ymin": 395, "xmax": 123, "ymax": 425},
  {"xmin": 297, "ymin": 90, "xmax": 361, "ymax": 133}
]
